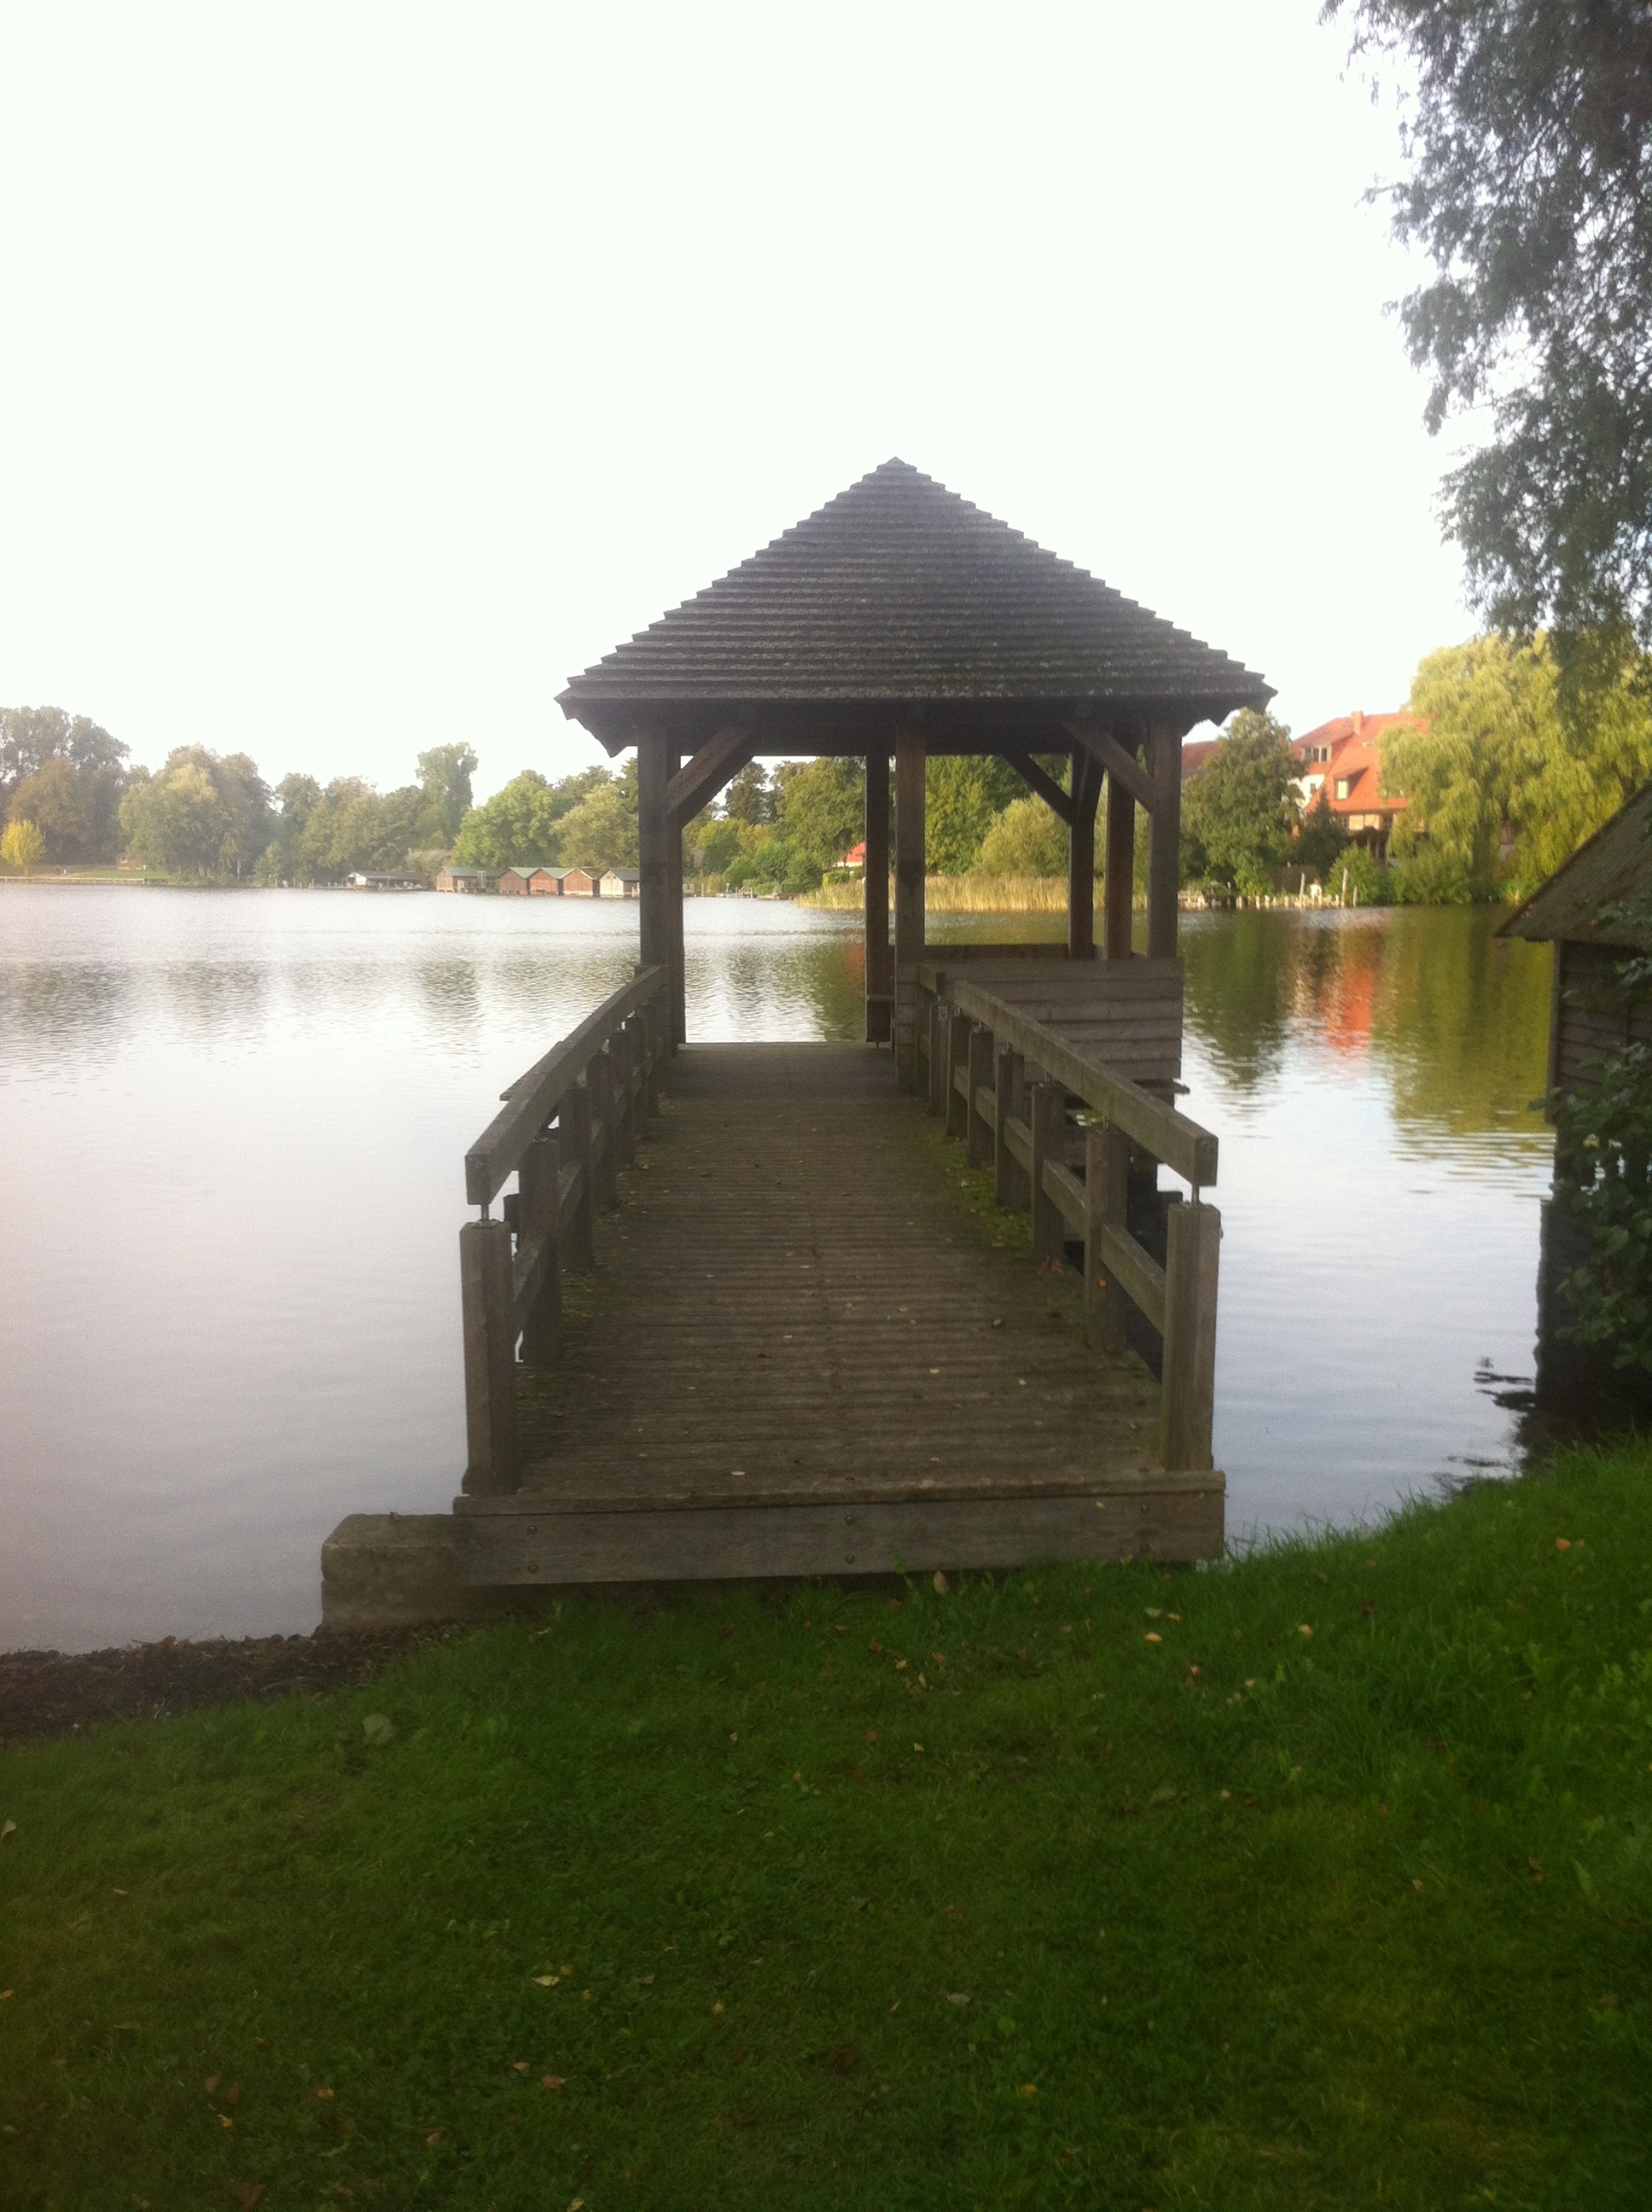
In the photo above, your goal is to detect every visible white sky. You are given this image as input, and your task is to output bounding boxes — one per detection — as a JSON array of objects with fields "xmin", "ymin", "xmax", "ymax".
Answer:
[{"xmin": 0, "ymin": 2, "xmax": 1469, "ymax": 800}]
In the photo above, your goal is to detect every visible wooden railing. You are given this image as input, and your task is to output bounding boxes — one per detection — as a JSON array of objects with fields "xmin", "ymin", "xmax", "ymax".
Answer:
[
  {"xmin": 916, "ymin": 967, "xmax": 1221, "ymax": 1471},
  {"xmin": 459, "ymin": 967, "xmax": 666, "ymax": 1497}
]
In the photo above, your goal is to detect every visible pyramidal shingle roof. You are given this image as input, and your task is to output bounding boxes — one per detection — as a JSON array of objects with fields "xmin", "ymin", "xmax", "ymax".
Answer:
[{"xmin": 558, "ymin": 460, "xmax": 1271, "ymax": 742}]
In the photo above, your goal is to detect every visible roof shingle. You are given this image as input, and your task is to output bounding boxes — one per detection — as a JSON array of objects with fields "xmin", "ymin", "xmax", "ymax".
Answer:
[{"xmin": 558, "ymin": 459, "xmax": 1271, "ymax": 746}]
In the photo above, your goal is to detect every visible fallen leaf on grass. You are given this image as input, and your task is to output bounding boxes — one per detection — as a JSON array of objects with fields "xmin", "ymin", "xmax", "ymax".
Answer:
[
  {"xmin": 0, "ymin": 1821, "xmax": 15, "ymax": 1843},
  {"xmin": 543, "ymin": 2075, "xmax": 564, "ymax": 2091},
  {"xmin": 226, "ymin": 2085, "xmax": 241, "ymax": 2106},
  {"xmin": 533, "ymin": 1975, "xmax": 559, "ymax": 1987},
  {"xmin": 863, "ymin": 1730, "xmax": 878, "ymax": 1744},
  {"xmin": 1298, "ymin": 1625, "xmax": 1313, "ymax": 1638},
  {"xmin": 1528, "ymin": 1857, "xmax": 1544, "ymax": 1882},
  {"xmin": 362, "ymin": 1714, "xmax": 393, "ymax": 1744},
  {"xmin": 946, "ymin": 1994, "xmax": 971, "ymax": 2006},
  {"xmin": 933, "ymin": 1571, "xmax": 950, "ymax": 1594},
  {"xmin": 513, "ymin": 2061, "xmax": 529, "ymax": 2073},
  {"xmin": 426, "ymin": 2131, "xmax": 445, "ymax": 2145},
  {"xmin": 1144, "ymin": 1633, "xmax": 1162, "ymax": 1644},
  {"xmin": 1556, "ymin": 1538, "xmax": 1572, "ymax": 1551},
  {"xmin": 1017, "ymin": 2083, "xmax": 1038, "ymax": 2098},
  {"xmin": 315, "ymin": 2087, "xmax": 334, "ymax": 2101},
  {"xmin": 713, "ymin": 2001, "xmax": 724, "ymax": 2015},
  {"xmin": 1412, "ymin": 1879, "xmax": 1424, "ymax": 1893}
]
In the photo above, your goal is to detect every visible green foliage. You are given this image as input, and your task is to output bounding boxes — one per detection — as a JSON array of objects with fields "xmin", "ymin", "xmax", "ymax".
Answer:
[
  {"xmin": 1552, "ymin": 1033, "xmax": 1652, "ymax": 1376},
  {"xmin": 724, "ymin": 760, "xmax": 776, "ymax": 824},
  {"xmin": 415, "ymin": 742, "xmax": 479, "ymax": 845},
  {"xmin": 1181, "ymin": 710, "xmax": 1300, "ymax": 889},
  {"xmin": 117, "ymin": 748, "xmax": 272, "ymax": 881},
  {"xmin": 772, "ymin": 756, "xmax": 865, "ymax": 878},
  {"xmin": 1322, "ymin": 842, "xmax": 1393, "ymax": 905},
  {"xmin": 3, "ymin": 1445, "xmax": 1651, "ymax": 2203},
  {"xmin": 1294, "ymin": 786, "xmax": 1350, "ymax": 876},
  {"xmin": 924, "ymin": 755, "xmax": 1022, "ymax": 875},
  {"xmin": 1391, "ymin": 847, "xmax": 1475, "ymax": 905},
  {"xmin": 974, "ymin": 794, "xmax": 1069, "ymax": 878},
  {"xmin": 2, "ymin": 705, "xmax": 131, "ymax": 863},
  {"xmin": 1, "ymin": 817, "xmax": 44, "ymax": 869},
  {"xmin": 1327, "ymin": 2, "xmax": 1652, "ymax": 647},
  {"xmin": 550, "ymin": 760, "xmax": 640, "ymax": 872},
  {"xmin": 1390, "ymin": 633, "xmax": 1652, "ymax": 894},
  {"xmin": 452, "ymin": 765, "xmax": 618, "ymax": 870}
]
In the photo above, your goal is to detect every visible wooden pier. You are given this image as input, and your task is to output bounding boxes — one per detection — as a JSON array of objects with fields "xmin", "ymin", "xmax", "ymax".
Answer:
[{"xmin": 319, "ymin": 459, "xmax": 1271, "ymax": 1624}]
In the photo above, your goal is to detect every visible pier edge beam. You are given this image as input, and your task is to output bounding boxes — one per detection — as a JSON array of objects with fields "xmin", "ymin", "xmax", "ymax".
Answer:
[
  {"xmin": 864, "ymin": 743, "xmax": 892, "ymax": 1042},
  {"xmin": 894, "ymin": 725, "xmax": 926, "ymax": 1088},
  {"xmin": 667, "ymin": 743, "xmax": 686, "ymax": 1045}
]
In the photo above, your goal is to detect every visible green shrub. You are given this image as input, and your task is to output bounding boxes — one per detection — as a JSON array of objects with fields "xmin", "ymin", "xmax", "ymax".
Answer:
[
  {"xmin": 1392, "ymin": 847, "xmax": 1477, "ymax": 905},
  {"xmin": 1320, "ymin": 844, "xmax": 1394, "ymax": 905},
  {"xmin": 974, "ymin": 795, "xmax": 1067, "ymax": 878}
]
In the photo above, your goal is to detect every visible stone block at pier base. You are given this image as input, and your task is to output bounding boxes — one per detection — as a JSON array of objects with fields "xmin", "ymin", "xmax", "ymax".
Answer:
[{"xmin": 320, "ymin": 1514, "xmax": 523, "ymax": 1631}]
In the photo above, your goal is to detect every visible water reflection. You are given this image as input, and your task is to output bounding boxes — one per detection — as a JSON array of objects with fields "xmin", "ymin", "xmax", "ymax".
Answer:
[{"xmin": 0, "ymin": 888, "xmax": 1560, "ymax": 1650}]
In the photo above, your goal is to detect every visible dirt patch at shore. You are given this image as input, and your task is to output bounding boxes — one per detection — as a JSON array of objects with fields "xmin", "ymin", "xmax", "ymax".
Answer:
[{"xmin": 0, "ymin": 1624, "xmax": 472, "ymax": 1748}]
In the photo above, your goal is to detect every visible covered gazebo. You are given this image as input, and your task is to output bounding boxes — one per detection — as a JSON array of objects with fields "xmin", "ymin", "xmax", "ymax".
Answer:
[{"xmin": 558, "ymin": 459, "xmax": 1271, "ymax": 1085}]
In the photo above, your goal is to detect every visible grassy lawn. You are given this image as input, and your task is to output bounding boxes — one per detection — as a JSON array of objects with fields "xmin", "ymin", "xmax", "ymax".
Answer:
[{"xmin": 3, "ymin": 1447, "xmax": 1649, "ymax": 2209}]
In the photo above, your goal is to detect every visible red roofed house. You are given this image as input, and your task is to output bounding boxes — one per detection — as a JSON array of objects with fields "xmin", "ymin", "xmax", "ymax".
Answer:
[
  {"xmin": 1293, "ymin": 709, "xmax": 1418, "ymax": 859},
  {"xmin": 840, "ymin": 839, "xmax": 868, "ymax": 870}
]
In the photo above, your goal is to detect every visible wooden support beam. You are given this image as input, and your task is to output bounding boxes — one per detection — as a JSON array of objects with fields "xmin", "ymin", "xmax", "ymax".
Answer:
[
  {"xmin": 864, "ymin": 745, "xmax": 891, "ymax": 1043},
  {"xmin": 1160, "ymin": 1200, "xmax": 1221, "ymax": 1471},
  {"xmin": 1085, "ymin": 1123, "xmax": 1131, "ymax": 1351},
  {"xmin": 967, "ymin": 1024, "xmax": 994, "ymax": 1168},
  {"xmin": 640, "ymin": 1003, "xmax": 660, "ymax": 1118},
  {"xmin": 460, "ymin": 1219, "xmax": 516, "ymax": 1496},
  {"xmin": 637, "ymin": 733, "xmax": 672, "ymax": 986},
  {"xmin": 894, "ymin": 725, "xmax": 926, "ymax": 1090},
  {"xmin": 518, "ymin": 1131, "xmax": 561, "ymax": 1368},
  {"xmin": 666, "ymin": 748, "xmax": 686, "ymax": 1045},
  {"xmin": 1146, "ymin": 722, "xmax": 1182, "ymax": 960},
  {"xmin": 1067, "ymin": 748, "xmax": 1102, "ymax": 962},
  {"xmin": 666, "ymin": 723, "xmax": 756, "ymax": 822},
  {"xmin": 1028, "ymin": 1080, "xmax": 1067, "ymax": 1265},
  {"xmin": 1103, "ymin": 761, "xmax": 1136, "ymax": 961},
  {"xmin": 1064, "ymin": 718, "xmax": 1157, "ymax": 812},
  {"xmin": 561, "ymin": 1080, "xmax": 596, "ymax": 1273},
  {"xmin": 998, "ymin": 750, "xmax": 1075, "ymax": 826}
]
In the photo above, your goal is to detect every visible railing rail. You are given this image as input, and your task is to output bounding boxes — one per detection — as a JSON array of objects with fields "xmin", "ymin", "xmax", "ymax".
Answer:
[
  {"xmin": 459, "ymin": 966, "xmax": 666, "ymax": 1498},
  {"xmin": 916, "ymin": 968, "xmax": 1221, "ymax": 1473}
]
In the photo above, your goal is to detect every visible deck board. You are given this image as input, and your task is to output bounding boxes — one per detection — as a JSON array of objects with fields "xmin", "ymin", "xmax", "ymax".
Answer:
[{"xmin": 492, "ymin": 1041, "xmax": 1166, "ymax": 1509}]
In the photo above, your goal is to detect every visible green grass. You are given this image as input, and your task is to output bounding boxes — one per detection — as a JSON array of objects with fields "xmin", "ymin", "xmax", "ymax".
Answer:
[{"xmin": 3, "ymin": 1452, "xmax": 1651, "ymax": 2209}]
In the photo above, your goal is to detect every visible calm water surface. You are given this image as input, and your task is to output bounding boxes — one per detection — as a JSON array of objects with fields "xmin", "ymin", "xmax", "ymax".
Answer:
[{"xmin": 0, "ymin": 888, "xmax": 1554, "ymax": 1651}]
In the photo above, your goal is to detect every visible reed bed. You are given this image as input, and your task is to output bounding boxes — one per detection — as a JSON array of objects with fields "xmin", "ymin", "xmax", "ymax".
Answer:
[{"xmin": 800, "ymin": 873, "xmax": 1084, "ymax": 914}]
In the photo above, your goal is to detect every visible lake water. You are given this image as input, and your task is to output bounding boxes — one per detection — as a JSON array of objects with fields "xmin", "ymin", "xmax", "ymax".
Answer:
[{"xmin": 0, "ymin": 888, "xmax": 1556, "ymax": 1653}]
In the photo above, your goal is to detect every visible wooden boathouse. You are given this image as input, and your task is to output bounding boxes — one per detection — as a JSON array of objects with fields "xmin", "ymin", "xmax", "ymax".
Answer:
[{"xmin": 322, "ymin": 461, "xmax": 1272, "ymax": 1626}]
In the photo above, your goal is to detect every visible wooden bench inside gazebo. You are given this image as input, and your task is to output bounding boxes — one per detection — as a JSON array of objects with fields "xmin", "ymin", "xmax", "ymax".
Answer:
[{"xmin": 320, "ymin": 461, "xmax": 1272, "ymax": 1626}]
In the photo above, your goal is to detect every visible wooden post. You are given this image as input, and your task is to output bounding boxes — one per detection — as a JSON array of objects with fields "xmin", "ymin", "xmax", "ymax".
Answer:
[
  {"xmin": 966, "ymin": 1023, "xmax": 994, "ymax": 1168},
  {"xmin": 1028, "ymin": 1080, "xmax": 1066, "ymax": 1266},
  {"xmin": 667, "ymin": 749, "xmax": 687, "ymax": 1045},
  {"xmin": 1146, "ymin": 723, "xmax": 1181, "ymax": 961},
  {"xmin": 589, "ymin": 1049, "xmax": 618, "ymax": 1209},
  {"xmin": 1067, "ymin": 750, "xmax": 1102, "ymax": 961},
  {"xmin": 562, "ymin": 1078, "xmax": 596, "ymax": 1273},
  {"xmin": 608, "ymin": 1023, "xmax": 629, "ymax": 1167},
  {"xmin": 864, "ymin": 744, "xmax": 892, "ymax": 1043},
  {"xmin": 639, "ymin": 1002, "xmax": 660, "ymax": 1118},
  {"xmin": 519, "ymin": 1130, "xmax": 561, "ymax": 1367},
  {"xmin": 928, "ymin": 997, "xmax": 950, "ymax": 1116},
  {"xmin": 945, "ymin": 1006, "xmax": 971, "ymax": 1138},
  {"xmin": 995, "ymin": 1045, "xmax": 1026, "ymax": 1209},
  {"xmin": 1085, "ymin": 1122, "xmax": 1131, "ymax": 1350},
  {"xmin": 460, "ymin": 1218, "xmax": 516, "ymax": 1494},
  {"xmin": 894, "ymin": 725, "xmax": 926, "ymax": 1089},
  {"xmin": 1104, "ymin": 740, "xmax": 1136, "ymax": 961},
  {"xmin": 637, "ymin": 732, "xmax": 672, "ymax": 992},
  {"xmin": 1160, "ymin": 1200, "xmax": 1220, "ymax": 1470}
]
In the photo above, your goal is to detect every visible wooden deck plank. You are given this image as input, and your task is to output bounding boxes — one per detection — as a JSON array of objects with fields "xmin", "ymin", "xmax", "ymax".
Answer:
[{"xmin": 487, "ymin": 1042, "xmax": 1172, "ymax": 1511}]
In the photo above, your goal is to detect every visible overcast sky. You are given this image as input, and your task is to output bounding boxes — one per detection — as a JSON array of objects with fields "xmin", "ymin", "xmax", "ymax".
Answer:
[{"xmin": 0, "ymin": 2, "xmax": 1469, "ymax": 800}]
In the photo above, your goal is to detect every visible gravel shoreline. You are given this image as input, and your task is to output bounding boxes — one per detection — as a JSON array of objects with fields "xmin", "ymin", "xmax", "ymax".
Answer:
[{"xmin": 0, "ymin": 1623, "xmax": 470, "ymax": 1747}]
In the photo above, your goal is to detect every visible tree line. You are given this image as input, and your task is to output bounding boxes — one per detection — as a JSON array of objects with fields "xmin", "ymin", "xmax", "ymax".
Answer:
[{"xmin": 8, "ymin": 625, "xmax": 1652, "ymax": 897}]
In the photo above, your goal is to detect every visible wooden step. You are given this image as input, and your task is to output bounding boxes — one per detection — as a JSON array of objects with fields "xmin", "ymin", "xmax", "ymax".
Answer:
[{"xmin": 451, "ymin": 1471, "xmax": 1224, "ymax": 1586}]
